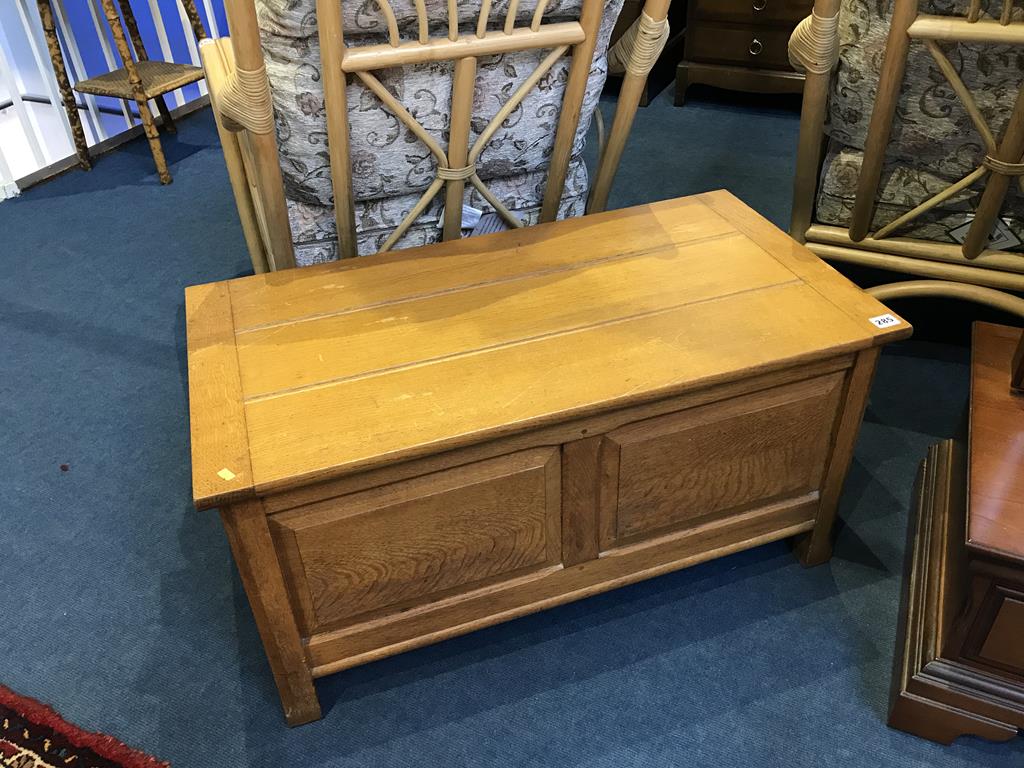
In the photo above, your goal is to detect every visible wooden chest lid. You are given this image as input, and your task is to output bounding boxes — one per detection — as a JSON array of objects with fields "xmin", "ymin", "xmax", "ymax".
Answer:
[{"xmin": 185, "ymin": 191, "xmax": 910, "ymax": 508}]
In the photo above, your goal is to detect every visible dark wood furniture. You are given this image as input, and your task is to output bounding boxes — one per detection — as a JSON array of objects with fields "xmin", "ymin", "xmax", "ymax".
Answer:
[
  {"xmin": 186, "ymin": 192, "xmax": 909, "ymax": 725},
  {"xmin": 675, "ymin": 0, "xmax": 811, "ymax": 105},
  {"xmin": 889, "ymin": 322, "xmax": 1024, "ymax": 745},
  {"xmin": 608, "ymin": 0, "xmax": 687, "ymax": 106}
]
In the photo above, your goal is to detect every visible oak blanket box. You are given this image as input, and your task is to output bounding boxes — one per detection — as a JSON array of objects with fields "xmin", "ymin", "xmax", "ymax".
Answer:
[{"xmin": 185, "ymin": 191, "xmax": 910, "ymax": 724}]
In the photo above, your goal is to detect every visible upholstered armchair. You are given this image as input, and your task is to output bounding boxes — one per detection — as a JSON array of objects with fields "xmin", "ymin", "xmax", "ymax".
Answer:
[
  {"xmin": 201, "ymin": 0, "xmax": 671, "ymax": 271},
  {"xmin": 789, "ymin": 0, "xmax": 1023, "ymax": 304}
]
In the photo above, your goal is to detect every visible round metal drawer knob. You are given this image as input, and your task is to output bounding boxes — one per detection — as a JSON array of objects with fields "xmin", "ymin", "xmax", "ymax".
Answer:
[
  {"xmin": 749, "ymin": 38, "xmax": 764, "ymax": 55},
  {"xmin": 753, "ymin": 0, "xmax": 767, "ymax": 10}
]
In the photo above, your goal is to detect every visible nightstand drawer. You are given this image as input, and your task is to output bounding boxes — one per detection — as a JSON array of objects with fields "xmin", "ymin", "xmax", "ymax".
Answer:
[
  {"xmin": 686, "ymin": 23, "xmax": 793, "ymax": 70},
  {"xmin": 692, "ymin": 0, "xmax": 810, "ymax": 26}
]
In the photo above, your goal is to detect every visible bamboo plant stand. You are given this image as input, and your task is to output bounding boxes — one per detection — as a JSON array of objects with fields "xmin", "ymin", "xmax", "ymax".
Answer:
[
  {"xmin": 186, "ymin": 192, "xmax": 911, "ymax": 725},
  {"xmin": 38, "ymin": 0, "xmax": 206, "ymax": 183}
]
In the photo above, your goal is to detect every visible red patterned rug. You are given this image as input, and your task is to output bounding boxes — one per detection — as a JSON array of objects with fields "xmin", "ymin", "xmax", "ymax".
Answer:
[{"xmin": 0, "ymin": 685, "xmax": 168, "ymax": 768}]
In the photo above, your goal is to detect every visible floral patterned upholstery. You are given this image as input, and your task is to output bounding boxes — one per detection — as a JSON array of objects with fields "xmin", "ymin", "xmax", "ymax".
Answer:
[
  {"xmin": 816, "ymin": 0, "xmax": 1023, "ymax": 247},
  {"xmin": 255, "ymin": 0, "xmax": 623, "ymax": 263}
]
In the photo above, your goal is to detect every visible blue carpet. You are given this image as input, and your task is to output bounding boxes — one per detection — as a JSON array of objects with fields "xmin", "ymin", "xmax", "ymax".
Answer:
[{"xmin": 1, "ymin": 89, "xmax": 1021, "ymax": 767}]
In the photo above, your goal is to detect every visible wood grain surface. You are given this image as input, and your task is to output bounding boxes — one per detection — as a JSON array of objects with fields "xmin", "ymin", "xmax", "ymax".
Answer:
[
  {"xmin": 219, "ymin": 498, "xmax": 321, "ymax": 725},
  {"xmin": 968, "ymin": 322, "xmax": 1024, "ymax": 565},
  {"xmin": 186, "ymin": 192, "xmax": 912, "ymax": 725},
  {"xmin": 561, "ymin": 437, "xmax": 603, "ymax": 565},
  {"xmin": 304, "ymin": 493, "xmax": 819, "ymax": 676},
  {"xmin": 185, "ymin": 281, "xmax": 253, "ymax": 508},
  {"xmin": 185, "ymin": 192, "xmax": 909, "ymax": 506}
]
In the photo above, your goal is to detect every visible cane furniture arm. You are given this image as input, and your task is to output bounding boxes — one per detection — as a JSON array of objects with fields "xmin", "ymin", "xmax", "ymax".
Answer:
[
  {"xmin": 203, "ymin": 0, "xmax": 673, "ymax": 272},
  {"xmin": 588, "ymin": 0, "xmax": 671, "ymax": 211}
]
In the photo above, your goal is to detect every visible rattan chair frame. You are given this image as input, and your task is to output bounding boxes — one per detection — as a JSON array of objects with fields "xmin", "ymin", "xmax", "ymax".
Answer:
[{"xmin": 203, "ymin": 0, "xmax": 670, "ymax": 271}]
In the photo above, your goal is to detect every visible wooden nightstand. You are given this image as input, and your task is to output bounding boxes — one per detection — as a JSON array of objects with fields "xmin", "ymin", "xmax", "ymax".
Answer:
[{"xmin": 675, "ymin": 0, "xmax": 812, "ymax": 104}]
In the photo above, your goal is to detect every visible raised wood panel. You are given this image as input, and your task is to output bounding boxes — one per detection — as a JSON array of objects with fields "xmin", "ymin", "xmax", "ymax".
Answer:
[
  {"xmin": 269, "ymin": 448, "xmax": 561, "ymax": 633},
  {"xmin": 602, "ymin": 373, "xmax": 844, "ymax": 546},
  {"xmin": 306, "ymin": 495, "xmax": 819, "ymax": 675},
  {"xmin": 978, "ymin": 596, "xmax": 1024, "ymax": 671}
]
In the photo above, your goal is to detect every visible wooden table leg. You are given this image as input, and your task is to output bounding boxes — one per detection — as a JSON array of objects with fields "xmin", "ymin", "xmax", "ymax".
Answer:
[
  {"xmin": 36, "ymin": 0, "xmax": 91, "ymax": 170},
  {"xmin": 118, "ymin": 0, "xmax": 149, "ymax": 62},
  {"xmin": 117, "ymin": 0, "xmax": 175, "ymax": 136},
  {"xmin": 220, "ymin": 499, "xmax": 322, "ymax": 726},
  {"xmin": 797, "ymin": 346, "xmax": 880, "ymax": 566}
]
